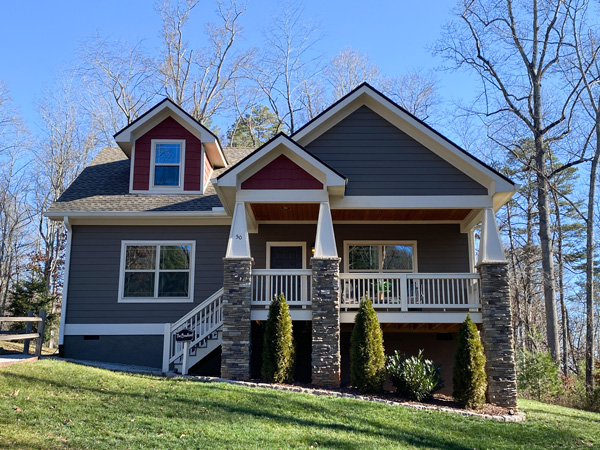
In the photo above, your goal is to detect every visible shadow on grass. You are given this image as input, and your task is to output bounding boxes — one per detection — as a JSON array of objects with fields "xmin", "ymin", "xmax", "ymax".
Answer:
[{"xmin": 2, "ymin": 368, "xmax": 595, "ymax": 449}]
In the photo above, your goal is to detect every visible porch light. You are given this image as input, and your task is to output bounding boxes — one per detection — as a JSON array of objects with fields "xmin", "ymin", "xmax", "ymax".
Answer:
[{"xmin": 311, "ymin": 243, "xmax": 315, "ymax": 256}]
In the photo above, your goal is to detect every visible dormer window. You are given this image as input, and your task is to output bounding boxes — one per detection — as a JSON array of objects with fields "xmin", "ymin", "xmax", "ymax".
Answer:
[{"xmin": 151, "ymin": 140, "xmax": 185, "ymax": 189}]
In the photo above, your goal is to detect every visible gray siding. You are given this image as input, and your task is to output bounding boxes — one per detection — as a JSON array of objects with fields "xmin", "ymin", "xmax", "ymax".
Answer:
[
  {"xmin": 251, "ymin": 223, "xmax": 470, "ymax": 273},
  {"xmin": 67, "ymin": 225, "xmax": 229, "ymax": 324},
  {"xmin": 305, "ymin": 106, "xmax": 487, "ymax": 196},
  {"xmin": 63, "ymin": 335, "xmax": 163, "ymax": 368},
  {"xmin": 67, "ymin": 223, "xmax": 469, "ymax": 325}
]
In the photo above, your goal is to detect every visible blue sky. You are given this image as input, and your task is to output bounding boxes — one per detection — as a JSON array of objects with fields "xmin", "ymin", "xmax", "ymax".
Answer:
[{"xmin": 0, "ymin": 0, "xmax": 478, "ymax": 133}]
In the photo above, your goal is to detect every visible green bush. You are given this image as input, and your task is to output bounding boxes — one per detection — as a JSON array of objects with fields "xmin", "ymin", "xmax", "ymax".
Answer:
[
  {"xmin": 453, "ymin": 314, "xmax": 487, "ymax": 409},
  {"xmin": 350, "ymin": 296, "xmax": 386, "ymax": 393},
  {"xmin": 386, "ymin": 350, "xmax": 443, "ymax": 401},
  {"xmin": 261, "ymin": 294, "xmax": 295, "ymax": 383},
  {"xmin": 517, "ymin": 350, "xmax": 562, "ymax": 401}
]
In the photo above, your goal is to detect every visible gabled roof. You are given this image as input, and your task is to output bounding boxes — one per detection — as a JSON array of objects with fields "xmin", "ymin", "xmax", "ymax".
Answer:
[
  {"xmin": 214, "ymin": 133, "xmax": 347, "ymax": 214},
  {"xmin": 216, "ymin": 133, "xmax": 347, "ymax": 187},
  {"xmin": 113, "ymin": 98, "xmax": 227, "ymax": 168},
  {"xmin": 292, "ymin": 83, "xmax": 516, "ymax": 200},
  {"xmin": 45, "ymin": 147, "xmax": 254, "ymax": 219}
]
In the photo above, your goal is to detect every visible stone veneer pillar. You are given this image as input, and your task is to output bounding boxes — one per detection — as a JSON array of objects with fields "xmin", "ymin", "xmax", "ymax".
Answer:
[
  {"xmin": 221, "ymin": 257, "xmax": 253, "ymax": 381},
  {"xmin": 311, "ymin": 257, "xmax": 341, "ymax": 388},
  {"xmin": 478, "ymin": 262, "xmax": 518, "ymax": 408}
]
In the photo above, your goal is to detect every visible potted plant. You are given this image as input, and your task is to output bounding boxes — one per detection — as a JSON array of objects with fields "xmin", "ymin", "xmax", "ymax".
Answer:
[{"xmin": 375, "ymin": 280, "xmax": 391, "ymax": 301}]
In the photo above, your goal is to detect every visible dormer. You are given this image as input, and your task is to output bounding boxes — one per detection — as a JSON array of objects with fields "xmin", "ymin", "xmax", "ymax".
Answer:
[{"xmin": 114, "ymin": 99, "xmax": 226, "ymax": 194}]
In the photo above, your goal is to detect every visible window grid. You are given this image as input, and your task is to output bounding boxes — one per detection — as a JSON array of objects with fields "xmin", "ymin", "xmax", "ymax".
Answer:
[{"xmin": 121, "ymin": 242, "xmax": 194, "ymax": 302}]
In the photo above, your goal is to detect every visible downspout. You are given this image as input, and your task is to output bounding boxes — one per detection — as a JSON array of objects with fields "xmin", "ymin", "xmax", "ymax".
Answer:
[{"xmin": 58, "ymin": 217, "xmax": 72, "ymax": 356}]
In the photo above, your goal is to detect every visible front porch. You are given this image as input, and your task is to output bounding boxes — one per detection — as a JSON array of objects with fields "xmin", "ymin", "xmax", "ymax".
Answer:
[{"xmin": 250, "ymin": 269, "xmax": 482, "ymax": 324}]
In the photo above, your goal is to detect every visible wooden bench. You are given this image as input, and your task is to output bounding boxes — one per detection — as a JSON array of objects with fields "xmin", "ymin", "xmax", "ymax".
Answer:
[{"xmin": 0, "ymin": 310, "xmax": 47, "ymax": 357}]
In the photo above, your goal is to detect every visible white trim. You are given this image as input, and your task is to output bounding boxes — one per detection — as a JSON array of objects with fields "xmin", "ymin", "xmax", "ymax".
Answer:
[
  {"xmin": 236, "ymin": 190, "xmax": 329, "ymax": 203},
  {"xmin": 251, "ymin": 310, "xmax": 312, "ymax": 321},
  {"xmin": 149, "ymin": 139, "xmax": 186, "ymax": 193},
  {"xmin": 58, "ymin": 218, "xmax": 73, "ymax": 346},
  {"xmin": 293, "ymin": 85, "xmax": 515, "ymax": 197},
  {"xmin": 226, "ymin": 202, "xmax": 251, "ymax": 258},
  {"xmin": 217, "ymin": 134, "xmax": 346, "ymax": 190},
  {"xmin": 64, "ymin": 323, "xmax": 166, "ymax": 335},
  {"xmin": 343, "ymin": 240, "xmax": 418, "ymax": 274},
  {"xmin": 477, "ymin": 207, "xmax": 506, "ymax": 264},
  {"xmin": 118, "ymin": 240, "xmax": 196, "ymax": 303},
  {"xmin": 129, "ymin": 142, "xmax": 136, "ymax": 192},
  {"xmin": 45, "ymin": 210, "xmax": 229, "ymax": 219},
  {"xmin": 314, "ymin": 202, "xmax": 338, "ymax": 258},
  {"xmin": 339, "ymin": 312, "xmax": 482, "ymax": 324},
  {"xmin": 266, "ymin": 242, "xmax": 307, "ymax": 269},
  {"xmin": 114, "ymin": 99, "xmax": 226, "ymax": 167},
  {"xmin": 330, "ymin": 195, "xmax": 493, "ymax": 209}
]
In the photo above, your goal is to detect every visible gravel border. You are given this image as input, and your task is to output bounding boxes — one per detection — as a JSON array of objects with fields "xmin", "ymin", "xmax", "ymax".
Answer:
[
  {"xmin": 56, "ymin": 358, "xmax": 526, "ymax": 423},
  {"xmin": 186, "ymin": 375, "xmax": 526, "ymax": 422}
]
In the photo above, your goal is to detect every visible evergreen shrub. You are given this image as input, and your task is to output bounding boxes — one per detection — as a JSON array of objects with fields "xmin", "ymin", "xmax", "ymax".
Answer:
[
  {"xmin": 261, "ymin": 294, "xmax": 295, "ymax": 383},
  {"xmin": 453, "ymin": 314, "xmax": 487, "ymax": 409},
  {"xmin": 350, "ymin": 296, "xmax": 386, "ymax": 393},
  {"xmin": 386, "ymin": 350, "xmax": 443, "ymax": 401}
]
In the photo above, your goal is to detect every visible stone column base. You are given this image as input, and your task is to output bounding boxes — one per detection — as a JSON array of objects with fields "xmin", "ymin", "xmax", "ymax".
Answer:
[
  {"xmin": 311, "ymin": 257, "xmax": 341, "ymax": 388},
  {"xmin": 221, "ymin": 257, "xmax": 253, "ymax": 381},
  {"xmin": 478, "ymin": 262, "xmax": 518, "ymax": 408}
]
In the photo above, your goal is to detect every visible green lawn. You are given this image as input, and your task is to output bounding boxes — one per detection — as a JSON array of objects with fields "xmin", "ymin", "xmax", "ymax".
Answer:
[{"xmin": 0, "ymin": 359, "xmax": 598, "ymax": 449}]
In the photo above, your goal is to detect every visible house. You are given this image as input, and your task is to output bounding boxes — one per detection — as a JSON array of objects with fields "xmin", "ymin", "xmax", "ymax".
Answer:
[{"xmin": 46, "ymin": 83, "xmax": 518, "ymax": 407}]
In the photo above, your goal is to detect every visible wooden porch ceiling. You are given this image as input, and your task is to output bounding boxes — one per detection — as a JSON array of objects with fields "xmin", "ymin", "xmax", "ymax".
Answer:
[{"xmin": 250, "ymin": 203, "xmax": 471, "ymax": 221}]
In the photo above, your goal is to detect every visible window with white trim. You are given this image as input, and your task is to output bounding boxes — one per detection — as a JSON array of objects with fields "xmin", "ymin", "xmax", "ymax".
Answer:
[
  {"xmin": 345, "ymin": 241, "xmax": 416, "ymax": 272},
  {"xmin": 151, "ymin": 140, "xmax": 184, "ymax": 188},
  {"xmin": 119, "ymin": 241, "xmax": 194, "ymax": 302}
]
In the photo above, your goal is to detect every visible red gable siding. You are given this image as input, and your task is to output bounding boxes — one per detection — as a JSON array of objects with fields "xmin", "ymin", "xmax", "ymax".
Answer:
[
  {"xmin": 132, "ymin": 116, "xmax": 202, "ymax": 191},
  {"xmin": 241, "ymin": 154, "xmax": 323, "ymax": 190}
]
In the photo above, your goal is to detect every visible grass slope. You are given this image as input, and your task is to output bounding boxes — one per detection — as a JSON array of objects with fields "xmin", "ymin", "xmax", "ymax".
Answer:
[{"xmin": 0, "ymin": 359, "xmax": 598, "ymax": 449}]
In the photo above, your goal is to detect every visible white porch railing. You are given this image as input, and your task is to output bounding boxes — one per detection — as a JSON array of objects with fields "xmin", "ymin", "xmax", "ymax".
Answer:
[
  {"xmin": 165, "ymin": 288, "xmax": 224, "ymax": 370},
  {"xmin": 340, "ymin": 273, "xmax": 480, "ymax": 311},
  {"xmin": 251, "ymin": 269, "xmax": 312, "ymax": 306}
]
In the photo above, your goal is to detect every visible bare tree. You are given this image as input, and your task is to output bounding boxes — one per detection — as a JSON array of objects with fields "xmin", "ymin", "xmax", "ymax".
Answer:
[
  {"xmin": 437, "ymin": 0, "xmax": 582, "ymax": 362},
  {"xmin": 326, "ymin": 48, "xmax": 380, "ymax": 100},
  {"xmin": 0, "ymin": 83, "xmax": 32, "ymax": 315},
  {"xmin": 156, "ymin": 0, "xmax": 198, "ymax": 108},
  {"xmin": 33, "ymin": 78, "xmax": 95, "ymax": 300},
  {"xmin": 381, "ymin": 70, "xmax": 440, "ymax": 122},
  {"xmin": 80, "ymin": 36, "xmax": 157, "ymax": 145},
  {"xmin": 566, "ymin": 0, "xmax": 600, "ymax": 392},
  {"xmin": 249, "ymin": 2, "xmax": 324, "ymax": 133}
]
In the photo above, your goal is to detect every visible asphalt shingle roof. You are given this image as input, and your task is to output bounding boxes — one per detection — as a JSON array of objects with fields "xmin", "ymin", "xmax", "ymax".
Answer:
[{"xmin": 47, "ymin": 147, "xmax": 255, "ymax": 214}]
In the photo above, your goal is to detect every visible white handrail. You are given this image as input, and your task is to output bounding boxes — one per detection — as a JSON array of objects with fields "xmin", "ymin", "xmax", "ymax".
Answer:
[
  {"xmin": 251, "ymin": 269, "xmax": 312, "ymax": 306},
  {"xmin": 340, "ymin": 273, "xmax": 480, "ymax": 311},
  {"xmin": 167, "ymin": 288, "xmax": 224, "ymax": 366}
]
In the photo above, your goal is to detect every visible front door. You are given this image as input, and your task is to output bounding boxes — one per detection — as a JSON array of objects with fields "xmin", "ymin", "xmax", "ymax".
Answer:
[
  {"xmin": 268, "ymin": 244, "xmax": 305, "ymax": 303},
  {"xmin": 269, "ymin": 245, "xmax": 303, "ymax": 269}
]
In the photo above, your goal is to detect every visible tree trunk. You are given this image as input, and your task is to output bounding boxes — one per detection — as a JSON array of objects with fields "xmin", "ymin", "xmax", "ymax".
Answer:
[
  {"xmin": 535, "ymin": 134, "xmax": 560, "ymax": 362},
  {"xmin": 585, "ymin": 122, "xmax": 599, "ymax": 393}
]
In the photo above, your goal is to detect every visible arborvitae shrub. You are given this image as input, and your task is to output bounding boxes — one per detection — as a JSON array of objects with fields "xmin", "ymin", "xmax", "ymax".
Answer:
[
  {"xmin": 350, "ymin": 296, "xmax": 386, "ymax": 393},
  {"xmin": 386, "ymin": 349, "xmax": 444, "ymax": 401},
  {"xmin": 261, "ymin": 294, "xmax": 295, "ymax": 383},
  {"xmin": 453, "ymin": 314, "xmax": 487, "ymax": 409}
]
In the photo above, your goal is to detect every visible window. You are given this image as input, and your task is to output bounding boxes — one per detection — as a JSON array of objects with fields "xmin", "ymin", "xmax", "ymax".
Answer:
[
  {"xmin": 119, "ymin": 241, "xmax": 195, "ymax": 302},
  {"xmin": 346, "ymin": 241, "xmax": 416, "ymax": 273},
  {"xmin": 151, "ymin": 140, "xmax": 184, "ymax": 188}
]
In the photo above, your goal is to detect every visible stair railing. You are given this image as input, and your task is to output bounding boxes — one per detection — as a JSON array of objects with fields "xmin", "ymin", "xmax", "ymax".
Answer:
[{"xmin": 162, "ymin": 288, "xmax": 224, "ymax": 373}]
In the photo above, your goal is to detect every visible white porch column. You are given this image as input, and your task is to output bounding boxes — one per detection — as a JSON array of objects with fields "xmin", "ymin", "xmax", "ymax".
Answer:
[
  {"xmin": 477, "ymin": 207, "xmax": 506, "ymax": 264},
  {"xmin": 314, "ymin": 202, "xmax": 337, "ymax": 258},
  {"xmin": 225, "ymin": 201, "xmax": 251, "ymax": 258}
]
